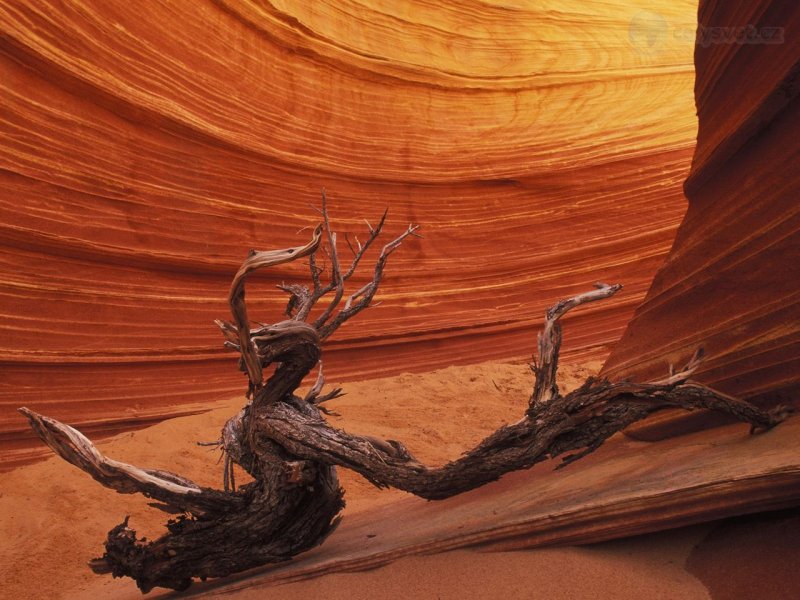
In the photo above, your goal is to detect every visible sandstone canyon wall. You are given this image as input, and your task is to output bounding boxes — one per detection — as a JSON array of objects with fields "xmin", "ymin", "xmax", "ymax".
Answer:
[
  {"xmin": 0, "ymin": 1, "xmax": 699, "ymax": 466},
  {"xmin": 603, "ymin": 0, "xmax": 800, "ymax": 438}
]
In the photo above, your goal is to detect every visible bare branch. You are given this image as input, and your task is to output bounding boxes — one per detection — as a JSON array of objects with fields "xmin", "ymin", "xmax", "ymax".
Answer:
[
  {"xmin": 308, "ymin": 253, "xmax": 323, "ymax": 293},
  {"xmin": 344, "ymin": 233, "xmax": 358, "ymax": 257},
  {"xmin": 313, "ymin": 235, "xmax": 344, "ymax": 327},
  {"xmin": 302, "ymin": 361, "xmax": 344, "ymax": 407},
  {"xmin": 314, "ymin": 387, "xmax": 345, "ymax": 404},
  {"xmin": 650, "ymin": 347, "xmax": 705, "ymax": 386},
  {"xmin": 303, "ymin": 361, "xmax": 326, "ymax": 403},
  {"xmin": 341, "ymin": 209, "xmax": 388, "ymax": 281},
  {"xmin": 277, "ymin": 283, "xmax": 311, "ymax": 318},
  {"xmin": 310, "ymin": 191, "xmax": 346, "ymax": 329},
  {"xmin": 227, "ymin": 226, "xmax": 323, "ymax": 391},
  {"xmin": 318, "ymin": 223, "xmax": 420, "ymax": 340},
  {"xmin": 529, "ymin": 282, "xmax": 623, "ymax": 408},
  {"xmin": 261, "ymin": 374, "xmax": 785, "ymax": 500},
  {"xmin": 215, "ymin": 320, "xmax": 240, "ymax": 355},
  {"xmin": 287, "ymin": 196, "xmax": 414, "ymax": 336},
  {"xmin": 17, "ymin": 408, "xmax": 238, "ymax": 515}
]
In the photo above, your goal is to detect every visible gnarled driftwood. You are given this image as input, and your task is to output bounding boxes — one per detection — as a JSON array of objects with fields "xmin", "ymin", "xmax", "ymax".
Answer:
[{"xmin": 19, "ymin": 195, "xmax": 787, "ymax": 593}]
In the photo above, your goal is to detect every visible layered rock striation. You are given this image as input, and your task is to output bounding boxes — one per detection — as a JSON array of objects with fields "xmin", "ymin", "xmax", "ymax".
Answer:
[
  {"xmin": 0, "ymin": 1, "xmax": 698, "ymax": 465},
  {"xmin": 603, "ymin": 0, "xmax": 800, "ymax": 438}
]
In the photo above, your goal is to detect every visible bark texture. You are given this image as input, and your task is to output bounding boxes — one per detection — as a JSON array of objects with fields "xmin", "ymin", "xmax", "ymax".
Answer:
[{"xmin": 19, "ymin": 202, "xmax": 788, "ymax": 592}]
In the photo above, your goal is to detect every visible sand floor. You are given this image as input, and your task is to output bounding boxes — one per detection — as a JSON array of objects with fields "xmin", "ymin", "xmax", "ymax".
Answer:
[{"xmin": 1, "ymin": 360, "xmax": 796, "ymax": 600}]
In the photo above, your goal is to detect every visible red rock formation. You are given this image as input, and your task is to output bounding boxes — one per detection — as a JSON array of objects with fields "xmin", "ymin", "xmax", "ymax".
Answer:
[
  {"xmin": 0, "ymin": 1, "xmax": 699, "ymax": 466},
  {"xmin": 603, "ymin": 0, "xmax": 800, "ymax": 438}
]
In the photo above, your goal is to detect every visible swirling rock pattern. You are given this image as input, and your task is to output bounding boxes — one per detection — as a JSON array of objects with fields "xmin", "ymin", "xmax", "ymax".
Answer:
[
  {"xmin": 0, "ymin": 1, "xmax": 698, "ymax": 466},
  {"xmin": 603, "ymin": 0, "xmax": 800, "ymax": 438}
]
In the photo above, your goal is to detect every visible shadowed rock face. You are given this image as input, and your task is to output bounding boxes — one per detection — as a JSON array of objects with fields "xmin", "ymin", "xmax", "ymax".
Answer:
[
  {"xmin": 603, "ymin": 0, "xmax": 800, "ymax": 439},
  {"xmin": 0, "ymin": 1, "xmax": 699, "ymax": 465}
]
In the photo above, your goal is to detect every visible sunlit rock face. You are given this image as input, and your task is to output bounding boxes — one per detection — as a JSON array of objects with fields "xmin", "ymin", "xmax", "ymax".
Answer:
[
  {"xmin": 0, "ymin": 1, "xmax": 698, "ymax": 465},
  {"xmin": 603, "ymin": 0, "xmax": 800, "ymax": 439}
]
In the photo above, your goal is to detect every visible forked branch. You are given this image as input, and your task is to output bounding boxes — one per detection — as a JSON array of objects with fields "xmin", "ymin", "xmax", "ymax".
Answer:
[
  {"xmin": 281, "ymin": 191, "xmax": 420, "ymax": 340},
  {"xmin": 318, "ymin": 222, "xmax": 420, "ymax": 340}
]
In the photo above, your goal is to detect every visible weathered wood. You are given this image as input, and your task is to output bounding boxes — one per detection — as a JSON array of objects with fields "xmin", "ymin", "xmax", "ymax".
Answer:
[
  {"xmin": 20, "ymin": 204, "xmax": 788, "ymax": 593},
  {"xmin": 129, "ymin": 416, "xmax": 800, "ymax": 600},
  {"xmin": 530, "ymin": 282, "xmax": 623, "ymax": 406},
  {"xmin": 225, "ymin": 225, "xmax": 323, "ymax": 392},
  {"xmin": 260, "ymin": 374, "xmax": 784, "ymax": 500}
]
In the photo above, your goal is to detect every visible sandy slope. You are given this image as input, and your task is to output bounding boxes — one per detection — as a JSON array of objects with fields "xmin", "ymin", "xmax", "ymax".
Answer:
[{"xmin": 1, "ymin": 359, "xmax": 789, "ymax": 600}]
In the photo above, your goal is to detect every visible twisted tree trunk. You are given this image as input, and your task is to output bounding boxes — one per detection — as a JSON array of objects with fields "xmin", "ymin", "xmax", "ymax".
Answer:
[{"xmin": 19, "ymin": 196, "xmax": 788, "ymax": 593}]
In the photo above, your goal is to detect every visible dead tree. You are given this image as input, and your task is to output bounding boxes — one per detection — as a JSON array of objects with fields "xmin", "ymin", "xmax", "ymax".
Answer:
[{"xmin": 20, "ymin": 197, "xmax": 787, "ymax": 593}]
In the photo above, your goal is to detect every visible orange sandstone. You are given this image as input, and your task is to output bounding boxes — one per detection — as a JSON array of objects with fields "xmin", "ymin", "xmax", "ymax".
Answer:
[
  {"xmin": 0, "ymin": 1, "xmax": 699, "ymax": 465},
  {"xmin": 604, "ymin": 0, "xmax": 800, "ymax": 438}
]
